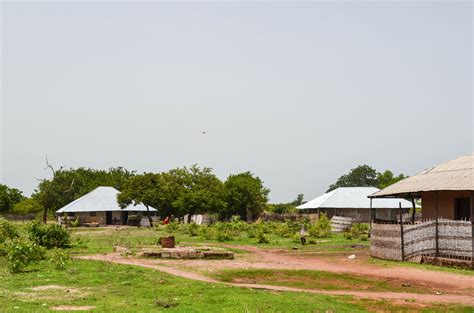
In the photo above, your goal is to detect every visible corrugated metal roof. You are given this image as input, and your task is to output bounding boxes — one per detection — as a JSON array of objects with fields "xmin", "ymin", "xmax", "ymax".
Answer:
[
  {"xmin": 296, "ymin": 187, "xmax": 413, "ymax": 210},
  {"xmin": 56, "ymin": 186, "xmax": 158, "ymax": 213},
  {"xmin": 371, "ymin": 153, "xmax": 474, "ymax": 198}
]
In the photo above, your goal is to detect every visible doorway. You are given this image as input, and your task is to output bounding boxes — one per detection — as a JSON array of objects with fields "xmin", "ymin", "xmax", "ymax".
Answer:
[
  {"xmin": 454, "ymin": 198, "xmax": 470, "ymax": 220},
  {"xmin": 106, "ymin": 211, "xmax": 113, "ymax": 224}
]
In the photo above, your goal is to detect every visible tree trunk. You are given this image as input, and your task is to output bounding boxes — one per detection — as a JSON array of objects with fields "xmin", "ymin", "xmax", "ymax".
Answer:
[
  {"xmin": 43, "ymin": 207, "xmax": 48, "ymax": 224},
  {"xmin": 145, "ymin": 205, "xmax": 153, "ymax": 227},
  {"xmin": 246, "ymin": 208, "xmax": 252, "ymax": 223}
]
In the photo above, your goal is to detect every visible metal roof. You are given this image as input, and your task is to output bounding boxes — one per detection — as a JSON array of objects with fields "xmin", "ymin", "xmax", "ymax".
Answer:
[
  {"xmin": 56, "ymin": 186, "xmax": 158, "ymax": 213},
  {"xmin": 296, "ymin": 187, "xmax": 413, "ymax": 210},
  {"xmin": 371, "ymin": 153, "xmax": 474, "ymax": 198}
]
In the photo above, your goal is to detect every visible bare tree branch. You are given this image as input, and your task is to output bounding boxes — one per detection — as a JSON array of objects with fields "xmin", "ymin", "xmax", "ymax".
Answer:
[{"xmin": 44, "ymin": 155, "xmax": 56, "ymax": 177}]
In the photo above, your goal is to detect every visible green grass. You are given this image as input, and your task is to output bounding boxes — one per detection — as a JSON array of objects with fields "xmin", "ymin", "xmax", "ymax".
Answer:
[
  {"xmin": 212, "ymin": 268, "xmax": 431, "ymax": 294},
  {"xmin": 0, "ymin": 258, "xmax": 374, "ymax": 312},
  {"xmin": 368, "ymin": 257, "xmax": 474, "ymax": 276}
]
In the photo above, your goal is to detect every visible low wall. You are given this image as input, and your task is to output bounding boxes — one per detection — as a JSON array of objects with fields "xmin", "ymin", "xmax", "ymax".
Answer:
[{"xmin": 370, "ymin": 219, "xmax": 472, "ymax": 262}]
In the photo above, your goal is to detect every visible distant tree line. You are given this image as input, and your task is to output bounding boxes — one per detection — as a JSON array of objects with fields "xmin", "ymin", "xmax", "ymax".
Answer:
[{"xmin": 0, "ymin": 164, "xmax": 269, "ymax": 225}]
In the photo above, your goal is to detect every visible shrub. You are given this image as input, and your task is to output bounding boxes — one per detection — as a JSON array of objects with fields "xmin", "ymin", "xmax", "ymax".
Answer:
[
  {"xmin": 216, "ymin": 230, "xmax": 233, "ymax": 242},
  {"xmin": 199, "ymin": 226, "xmax": 217, "ymax": 240},
  {"xmin": 0, "ymin": 217, "xmax": 19, "ymax": 243},
  {"xmin": 127, "ymin": 215, "xmax": 141, "ymax": 226},
  {"xmin": 256, "ymin": 230, "xmax": 269, "ymax": 244},
  {"xmin": 4, "ymin": 238, "xmax": 45, "ymax": 272},
  {"xmin": 27, "ymin": 222, "xmax": 71, "ymax": 249},
  {"xmin": 165, "ymin": 220, "xmax": 179, "ymax": 233},
  {"xmin": 70, "ymin": 218, "xmax": 80, "ymax": 228},
  {"xmin": 344, "ymin": 223, "xmax": 369, "ymax": 241},
  {"xmin": 50, "ymin": 248, "xmax": 71, "ymax": 270},
  {"xmin": 309, "ymin": 213, "xmax": 332, "ymax": 238}
]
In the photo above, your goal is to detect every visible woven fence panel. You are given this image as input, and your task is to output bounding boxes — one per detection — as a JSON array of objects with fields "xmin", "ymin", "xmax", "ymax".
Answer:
[
  {"xmin": 370, "ymin": 223, "xmax": 402, "ymax": 261},
  {"xmin": 371, "ymin": 219, "xmax": 472, "ymax": 261}
]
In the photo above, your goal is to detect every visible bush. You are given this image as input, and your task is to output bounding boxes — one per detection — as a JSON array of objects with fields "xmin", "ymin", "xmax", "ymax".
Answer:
[
  {"xmin": 70, "ymin": 218, "xmax": 80, "ymax": 228},
  {"xmin": 216, "ymin": 230, "xmax": 233, "ymax": 242},
  {"xmin": 165, "ymin": 220, "xmax": 179, "ymax": 233},
  {"xmin": 127, "ymin": 215, "xmax": 141, "ymax": 226},
  {"xmin": 256, "ymin": 230, "xmax": 269, "ymax": 244},
  {"xmin": 308, "ymin": 213, "xmax": 332, "ymax": 238},
  {"xmin": 199, "ymin": 226, "xmax": 217, "ymax": 240},
  {"xmin": 344, "ymin": 223, "xmax": 369, "ymax": 241},
  {"xmin": 0, "ymin": 217, "xmax": 19, "ymax": 243},
  {"xmin": 27, "ymin": 222, "xmax": 70, "ymax": 249},
  {"xmin": 50, "ymin": 248, "xmax": 71, "ymax": 270},
  {"xmin": 4, "ymin": 238, "xmax": 45, "ymax": 272}
]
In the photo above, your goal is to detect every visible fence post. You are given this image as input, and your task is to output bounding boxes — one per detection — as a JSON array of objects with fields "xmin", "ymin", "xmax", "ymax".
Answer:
[
  {"xmin": 369, "ymin": 197, "xmax": 373, "ymax": 238},
  {"xmin": 471, "ymin": 191, "xmax": 473, "ymax": 269},
  {"xmin": 435, "ymin": 191, "xmax": 439, "ymax": 258},
  {"xmin": 399, "ymin": 202, "xmax": 405, "ymax": 261}
]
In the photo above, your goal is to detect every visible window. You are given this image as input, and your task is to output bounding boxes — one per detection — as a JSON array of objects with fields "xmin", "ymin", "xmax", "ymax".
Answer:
[
  {"xmin": 90, "ymin": 212, "xmax": 96, "ymax": 217},
  {"xmin": 454, "ymin": 198, "xmax": 470, "ymax": 220}
]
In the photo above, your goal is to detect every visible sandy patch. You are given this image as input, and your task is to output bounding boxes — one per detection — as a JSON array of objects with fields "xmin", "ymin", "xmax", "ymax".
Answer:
[{"xmin": 51, "ymin": 305, "xmax": 96, "ymax": 311}]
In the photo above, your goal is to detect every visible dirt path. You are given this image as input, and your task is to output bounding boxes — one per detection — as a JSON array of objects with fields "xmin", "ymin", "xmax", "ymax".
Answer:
[
  {"xmin": 79, "ymin": 250, "xmax": 474, "ymax": 306},
  {"xmin": 220, "ymin": 245, "xmax": 474, "ymax": 291}
]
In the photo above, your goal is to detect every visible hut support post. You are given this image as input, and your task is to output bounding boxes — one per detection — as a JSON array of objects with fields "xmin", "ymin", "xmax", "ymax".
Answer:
[
  {"xmin": 369, "ymin": 198, "xmax": 374, "ymax": 238},
  {"xmin": 411, "ymin": 198, "xmax": 416, "ymax": 223},
  {"xmin": 399, "ymin": 202, "xmax": 405, "ymax": 261},
  {"xmin": 471, "ymin": 191, "xmax": 473, "ymax": 268},
  {"xmin": 435, "ymin": 191, "xmax": 439, "ymax": 258}
]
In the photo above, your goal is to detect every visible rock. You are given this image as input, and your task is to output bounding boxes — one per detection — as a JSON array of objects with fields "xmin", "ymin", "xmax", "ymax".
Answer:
[
  {"xmin": 402, "ymin": 283, "xmax": 411, "ymax": 287},
  {"xmin": 348, "ymin": 254, "xmax": 356, "ymax": 259},
  {"xmin": 436, "ymin": 291, "xmax": 442, "ymax": 295}
]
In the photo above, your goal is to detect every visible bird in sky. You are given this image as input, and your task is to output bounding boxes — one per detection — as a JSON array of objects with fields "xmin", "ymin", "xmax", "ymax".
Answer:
[{"xmin": 201, "ymin": 130, "xmax": 207, "ymax": 135}]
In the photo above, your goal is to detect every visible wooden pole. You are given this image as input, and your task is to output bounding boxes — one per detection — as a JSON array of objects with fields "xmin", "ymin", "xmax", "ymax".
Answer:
[
  {"xmin": 411, "ymin": 198, "xmax": 416, "ymax": 223},
  {"xmin": 435, "ymin": 191, "xmax": 439, "ymax": 258},
  {"xmin": 470, "ymin": 191, "xmax": 473, "ymax": 268},
  {"xmin": 399, "ymin": 202, "xmax": 405, "ymax": 261},
  {"xmin": 369, "ymin": 198, "xmax": 374, "ymax": 238}
]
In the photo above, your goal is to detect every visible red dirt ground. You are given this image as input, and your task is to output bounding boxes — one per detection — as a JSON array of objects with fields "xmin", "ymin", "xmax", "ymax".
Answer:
[{"xmin": 79, "ymin": 245, "xmax": 474, "ymax": 306}]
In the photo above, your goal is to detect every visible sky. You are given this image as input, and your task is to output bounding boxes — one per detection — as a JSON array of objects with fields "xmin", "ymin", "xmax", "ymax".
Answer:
[{"xmin": 0, "ymin": 1, "xmax": 472, "ymax": 203}]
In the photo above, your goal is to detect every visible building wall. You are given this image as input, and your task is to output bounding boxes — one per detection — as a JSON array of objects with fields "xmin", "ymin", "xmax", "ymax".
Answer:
[
  {"xmin": 421, "ymin": 191, "xmax": 471, "ymax": 219},
  {"xmin": 74, "ymin": 212, "xmax": 106, "ymax": 225}
]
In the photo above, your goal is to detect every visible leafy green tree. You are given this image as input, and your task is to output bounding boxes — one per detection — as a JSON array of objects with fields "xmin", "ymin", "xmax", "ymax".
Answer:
[
  {"xmin": 224, "ymin": 172, "xmax": 270, "ymax": 221},
  {"xmin": 117, "ymin": 173, "xmax": 161, "ymax": 227},
  {"xmin": 34, "ymin": 164, "xmax": 135, "ymax": 223},
  {"xmin": 0, "ymin": 184, "xmax": 23, "ymax": 212},
  {"xmin": 376, "ymin": 170, "xmax": 406, "ymax": 189},
  {"xmin": 12, "ymin": 198, "xmax": 42, "ymax": 214},
  {"xmin": 172, "ymin": 166, "xmax": 226, "ymax": 217},
  {"xmin": 327, "ymin": 165, "xmax": 378, "ymax": 192},
  {"xmin": 327, "ymin": 165, "xmax": 406, "ymax": 192}
]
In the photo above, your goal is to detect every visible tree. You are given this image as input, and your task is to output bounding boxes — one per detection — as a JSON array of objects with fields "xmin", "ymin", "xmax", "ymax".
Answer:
[
  {"xmin": 327, "ymin": 165, "xmax": 378, "ymax": 192},
  {"xmin": 171, "ymin": 165, "xmax": 226, "ymax": 217},
  {"xmin": 12, "ymin": 198, "xmax": 42, "ymax": 214},
  {"xmin": 327, "ymin": 165, "xmax": 407, "ymax": 192},
  {"xmin": 0, "ymin": 184, "xmax": 23, "ymax": 212},
  {"xmin": 224, "ymin": 172, "xmax": 270, "ymax": 221},
  {"xmin": 34, "ymin": 161, "xmax": 135, "ymax": 223},
  {"xmin": 376, "ymin": 170, "xmax": 406, "ymax": 189},
  {"xmin": 117, "ymin": 173, "xmax": 161, "ymax": 227}
]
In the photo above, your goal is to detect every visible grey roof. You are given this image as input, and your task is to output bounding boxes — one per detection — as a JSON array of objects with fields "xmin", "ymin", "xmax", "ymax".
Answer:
[
  {"xmin": 56, "ymin": 186, "xmax": 158, "ymax": 213},
  {"xmin": 296, "ymin": 187, "xmax": 413, "ymax": 210},
  {"xmin": 372, "ymin": 153, "xmax": 474, "ymax": 198}
]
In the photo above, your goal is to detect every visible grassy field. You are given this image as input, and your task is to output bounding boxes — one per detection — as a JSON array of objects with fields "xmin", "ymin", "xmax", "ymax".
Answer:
[{"xmin": 1, "ymin": 222, "xmax": 473, "ymax": 312}]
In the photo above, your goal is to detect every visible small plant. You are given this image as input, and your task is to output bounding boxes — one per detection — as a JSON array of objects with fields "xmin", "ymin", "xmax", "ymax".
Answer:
[
  {"xmin": 50, "ymin": 248, "xmax": 71, "ymax": 270},
  {"xmin": 0, "ymin": 217, "xmax": 19, "ymax": 243},
  {"xmin": 199, "ymin": 226, "xmax": 217, "ymax": 240},
  {"xmin": 344, "ymin": 223, "xmax": 369, "ymax": 241},
  {"xmin": 216, "ymin": 230, "xmax": 233, "ymax": 242},
  {"xmin": 27, "ymin": 222, "xmax": 71, "ymax": 249},
  {"xmin": 4, "ymin": 238, "xmax": 45, "ymax": 273},
  {"xmin": 165, "ymin": 220, "xmax": 179, "ymax": 233},
  {"xmin": 256, "ymin": 230, "xmax": 269, "ymax": 244},
  {"xmin": 187, "ymin": 222, "xmax": 199, "ymax": 236},
  {"xmin": 308, "ymin": 213, "xmax": 332, "ymax": 238},
  {"xmin": 70, "ymin": 218, "xmax": 80, "ymax": 228}
]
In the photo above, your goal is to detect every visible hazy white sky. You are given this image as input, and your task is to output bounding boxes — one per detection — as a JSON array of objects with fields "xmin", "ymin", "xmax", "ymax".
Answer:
[{"xmin": 1, "ymin": 1, "xmax": 472, "ymax": 202}]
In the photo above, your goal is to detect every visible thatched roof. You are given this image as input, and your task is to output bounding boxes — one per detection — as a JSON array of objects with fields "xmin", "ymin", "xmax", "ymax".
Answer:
[{"xmin": 371, "ymin": 153, "xmax": 474, "ymax": 198}]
